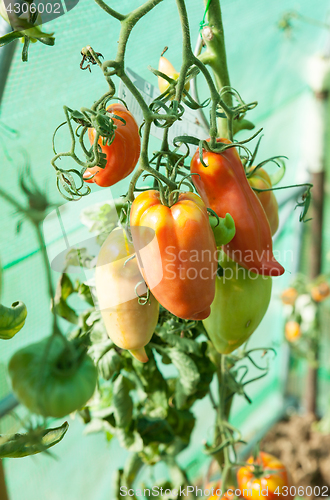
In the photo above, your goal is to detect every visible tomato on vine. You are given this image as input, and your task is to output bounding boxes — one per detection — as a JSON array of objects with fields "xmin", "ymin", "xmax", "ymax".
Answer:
[
  {"xmin": 84, "ymin": 103, "xmax": 140, "ymax": 187},
  {"xmin": 248, "ymin": 167, "xmax": 279, "ymax": 236},
  {"xmin": 9, "ymin": 336, "xmax": 97, "ymax": 418},
  {"xmin": 280, "ymin": 287, "xmax": 298, "ymax": 305},
  {"xmin": 190, "ymin": 139, "xmax": 284, "ymax": 276},
  {"xmin": 130, "ymin": 190, "xmax": 217, "ymax": 320},
  {"xmin": 95, "ymin": 227, "xmax": 159, "ymax": 363},
  {"xmin": 203, "ymin": 250, "xmax": 272, "ymax": 354},
  {"xmin": 158, "ymin": 52, "xmax": 190, "ymax": 96},
  {"xmin": 237, "ymin": 452, "xmax": 294, "ymax": 500},
  {"xmin": 311, "ymin": 282, "xmax": 330, "ymax": 302},
  {"xmin": 285, "ymin": 320, "xmax": 301, "ymax": 342}
]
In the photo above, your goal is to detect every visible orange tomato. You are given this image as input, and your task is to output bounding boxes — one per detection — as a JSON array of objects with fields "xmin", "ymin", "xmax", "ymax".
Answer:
[
  {"xmin": 158, "ymin": 55, "xmax": 190, "ymax": 96},
  {"xmin": 84, "ymin": 103, "xmax": 140, "ymax": 187},
  {"xmin": 237, "ymin": 452, "xmax": 293, "ymax": 500},
  {"xmin": 205, "ymin": 480, "xmax": 235, "ymax": 500},
  {"xmin": 280, "ymin": 287, "xmax": 298, "ymax": 305},
  {"xmin": 311, "ymin": 282, "xmax": 330, "ymax": 303},
  {"xmin": 130, "ymin": 190, "xmax": 217, "ymax": 320},
  {"xmin": 248, "ymin": 167, "xmax": 279, "ymax": 236},
  {"xmin": 284, "ymin": 321, "xmax": 301, "ymax": 342},
  {"xmin": 190, "ymin": 139, "xmax": 284, "ymax": 276}
]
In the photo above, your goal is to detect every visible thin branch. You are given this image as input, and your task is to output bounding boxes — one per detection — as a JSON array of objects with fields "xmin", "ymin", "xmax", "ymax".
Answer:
[
  {"xmin": 93, "ymin": 0, "xmax": 126, "ymax": 20},
  {"xmin": 0, "ymin": 188, "xmax": 28, "ymax": 215},
  {"xmin": 116, "ymin": 0, "xmax": 164, "ymax": 63}
]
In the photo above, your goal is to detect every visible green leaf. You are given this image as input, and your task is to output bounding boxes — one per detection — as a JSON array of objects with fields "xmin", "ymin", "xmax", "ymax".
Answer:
[
  {"xmin": 75, "ymin": 281, "xmax": 94, "ymax": 306},
  {"xmin": 162, "ymin": 455, "xmax": 187, "ymax": 490},
  {"xmin": 132, "ymin": 349, "xmax": 168, "ymax": 417},
  {"xmin": 53, "ymin": 274, "xmax": 78, "ymax": 325},
  {"xmin": 187, "ymin": 345, "xmax": 216, "ymax": 402},
  {"xmin": 98, "ymin": 349, "xmax": 122, "ymax": 380},
  {"xmin": 5, "ymin": 11, "xmax": 53, "ymax": 38},
  {"xmin": 156, "ymin": 329, "xmax": 201, "ymax": 356},
  {"xmin": 83, "ymin": 418, "xmax": 114, "ymax": 439},
  {"xmin": 58, "ymin": 273, "xmax": 74, "ymax": 300},
  {"xmin": 86, "ymin": 309, "xmax": 102, "ymax": 325},
  {"xmin": 122, "ymin": 453, "xmax": 143, "ymax": 488},
  {"xmin": 0, "ymin": 301, "xmax": 27, "ymax": 339},
  {"xmin": 116, "ymin": 429, "xmax": 144, "ymax": 452},
  {"xmin": 167, "ymin": 408, "xmax": 195, "ymax": 447},
  {"xmin": 166, "ymin": 349, "xmax": 200, "ymax": 408},
  {"xmin": 64, "ymin": 247, "xmax": 95, "ymax": 270},
  {"xmin": 35, "ymin": 36, "xmax": 55, "ymax": 46},
  {"xmin": 132, "ymin": 349, "xmax": 167, "ymax": 394},
  {"xmin": 144, "ymin": 390, "xmax": 168, "ymax": 419},
  {"xmin": 268, "ymin": 158, "xmax": 286, "ymax": 186},
  {"xmin": 112, "ymin": 375, "xmax": 133, "ymax": 429},
  {"xmin": 233, "ymin": 118, "xmax": 255, "ymax": 135},
  {"xmin": 89, "ymin": 319, "xmax": 108, "ymax": 344},
  {"xmin": 0, "ymin": 422, "xmax": 68, "ymax": 458},
  {"xmin": 136, "ymin": 417, "xmax": 174, "ymax": 445},
  {"xmin": 71, "ymin": 110, "xmax": 90, "ymax": 123},
  {"xmin": 0, "ymin": 30, "xmax": 23, "ymax": 47}
]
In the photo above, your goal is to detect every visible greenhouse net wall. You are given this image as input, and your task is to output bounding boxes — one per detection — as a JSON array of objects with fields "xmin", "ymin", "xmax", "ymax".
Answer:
[{"xmin": 0, "ymin": 0, "xmax": 329, "ymax": 498}]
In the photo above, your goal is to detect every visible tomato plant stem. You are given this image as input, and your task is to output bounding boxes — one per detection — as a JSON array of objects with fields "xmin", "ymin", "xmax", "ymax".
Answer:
[
  {"xmin": 34, "ymin": 222, "xmax": 59, "ymax": 332},
  {"xmin": 115, "ymin": 0, "xmax": 164, "ymax": 65},
  {"xmin": 175, "ymin": 0, "xmax": 220, "ymax": 139},
  {"xmin": 0, "ymin": 460, "xmax": 8, "ymax": 500},
  {"xmin": 92, "ymin": 1, "xmax": 126, "ymax": 21},
  {"xmin": 212, "ymin": 354, "xmax": 233, "ymax": 489},
  {"xmin": 198, "ymin": 0, "xmax": 232, "ymax": 138},
  {"xmin": 0, "ymin": 188, "xmax": 62, "ymax": 335},
  {"xmin": 0, "ymin": 188, "xmax": 28, "ymax": 216}
]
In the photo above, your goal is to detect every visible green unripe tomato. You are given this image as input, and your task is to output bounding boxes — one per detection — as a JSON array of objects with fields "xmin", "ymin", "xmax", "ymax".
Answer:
[
  {"xmin": 203, "ymin": 250, "xmax": 272, "ymax": 354},
  {"xmin": 9, "ymin": 335, "xmax": 97, "ymax": 418}
]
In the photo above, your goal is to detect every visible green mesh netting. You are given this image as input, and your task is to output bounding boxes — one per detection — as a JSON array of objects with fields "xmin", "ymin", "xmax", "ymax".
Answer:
[{"xmin": 0, "ymin": 0, "xmax": 329, "ymax": 498}]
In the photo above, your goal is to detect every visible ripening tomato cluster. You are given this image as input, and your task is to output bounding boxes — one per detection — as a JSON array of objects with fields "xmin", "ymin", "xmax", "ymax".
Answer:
[
  {"xmin": 88, "ymin": 102, "xmax": 284, "ymax": 362},
  {"xmin": 6, "ymin": 62, "xmax": 284, "ymax": 421}
]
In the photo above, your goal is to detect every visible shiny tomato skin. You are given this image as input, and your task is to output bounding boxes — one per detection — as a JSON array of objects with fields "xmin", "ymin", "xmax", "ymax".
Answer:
[
  {"xmin": 280, "ymin": 287, "xmax": 298, "ymax": 305},
  {"xmin": 311, "ymin": 282, "xmax": 330, "ymax": 302},
  {"xmin": 130, "ymin": 190, "xmax": 217, "ymax": 320},
  {"xmin": 203, "ymin": 250, "xmax": 272, "ymax": 353},
  {"xmin": 237, "ymin": 452, "xmax": 294, "ymax": 500},
  {"xmin": 190, "ymin": 139, "xmax": 284, "ymax": 277},
  {"xmin": 248, "ymin": 167, "xmax": 279, "ymax": 236},
  {"xmin": 8, "ymin": 336, "xmax": 97, "ymax": 418},
  {"xmin": 95, "ymin": 227, "xmax": 159, "ymax": 363},
  {"xmin": 205, "ymin": 480, "xmax": 235, "ymax": 500},
  {"xmin": 285, "ymin": 320, "xmax": 301, "ymax": 342},
  {"xmin": 158, "ymin": 55, "xmax": 190, "ymax": 96},
  {"xmin": 84, "ymin": 103, "xmax": 140, "ymax": 187}
]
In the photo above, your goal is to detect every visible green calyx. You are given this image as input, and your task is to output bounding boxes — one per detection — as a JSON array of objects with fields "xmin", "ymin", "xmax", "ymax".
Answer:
[{"xmin": 208, "ymin": 212, "xmax": 236, "ymax": 246}]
